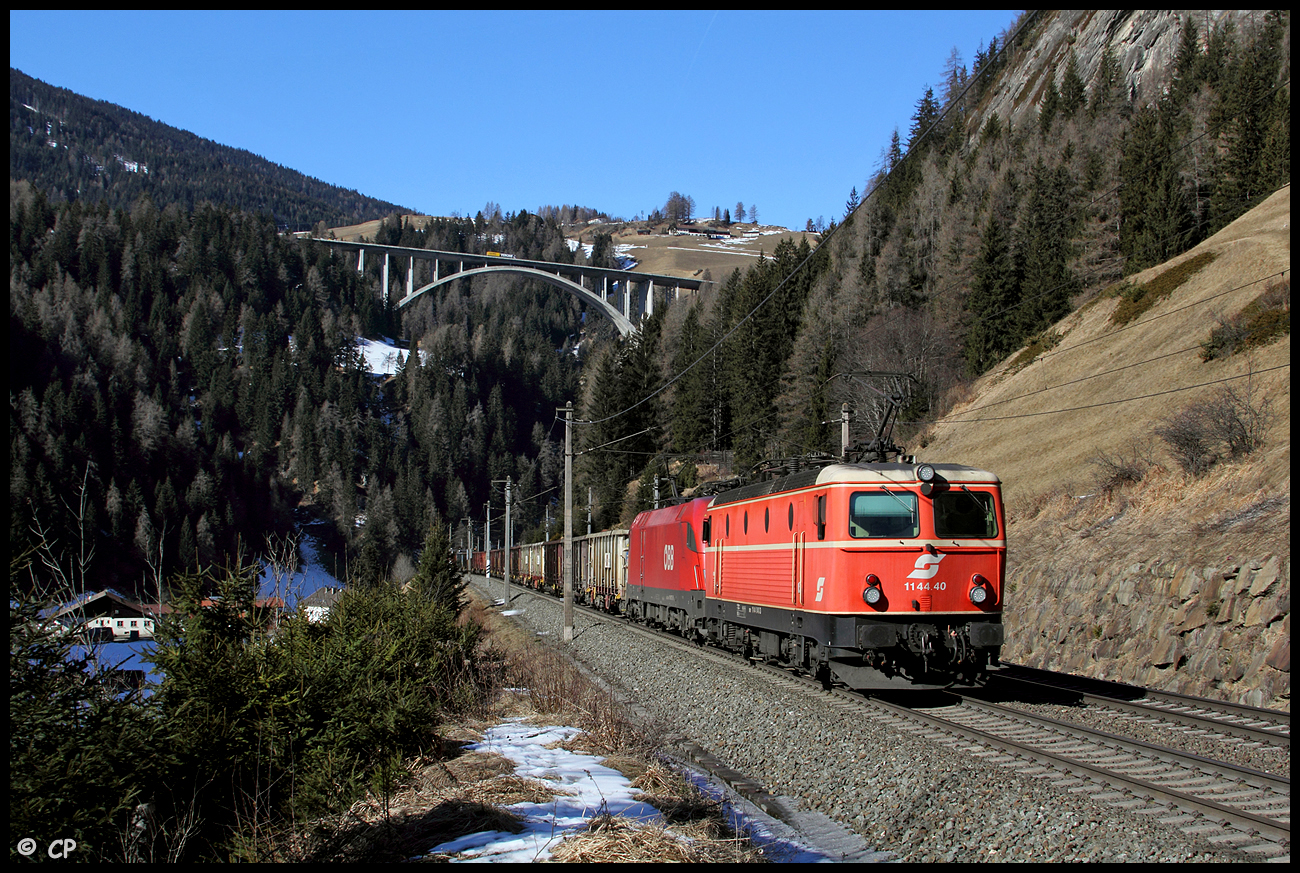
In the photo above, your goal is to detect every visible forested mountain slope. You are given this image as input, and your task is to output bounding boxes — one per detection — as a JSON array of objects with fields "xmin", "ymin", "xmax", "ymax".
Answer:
[
  {"xmin": 10, "ymin": 68, "xmax": 410, "ymax": 230},
  {"xmin": 9, "ymin": 192, "xmax": 585, "ymax": 597}
]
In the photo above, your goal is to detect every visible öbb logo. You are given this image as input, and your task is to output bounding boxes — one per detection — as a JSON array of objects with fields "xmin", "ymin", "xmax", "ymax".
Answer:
[
  {"xmin": 907, "ymin": 553, "xmax": 945, "ymax": 579},
  {"xmin": 663, "ymin": 544, "xmax": 674, "ymax": 571}
]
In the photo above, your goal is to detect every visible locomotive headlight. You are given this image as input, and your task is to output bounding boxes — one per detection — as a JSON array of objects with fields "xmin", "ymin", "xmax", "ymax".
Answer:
[
  {"xmin": 863, "ymin": 574, "xmax": 883, "ymax": 606},
  {"xmin": 969, "ymin": 574, "xmax": 990, "ymax": 605},
  {"xmin": 916, "ymin": 463, "xmax": 936, "ymax": 482}
]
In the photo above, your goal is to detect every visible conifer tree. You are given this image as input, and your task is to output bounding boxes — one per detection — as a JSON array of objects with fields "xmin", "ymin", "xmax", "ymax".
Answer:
[
  {"xmin": 1015, "ymin": 160, "xmax": 1080, "ymax": 335},
  {"xmin": 1060, "ymin": 51, "xmax": 1086, "ymax": 119},
  {"xmin": 410, "ymin": 521, "xmax": 467, "ymax": 614},
  {"xmin": 1039, "ymin": 76, "xmax": 1060, "ymax": 136},
  {"xmin": 1207, "ymin": 10, "xmax": 1289, "ymax": 232},
  {"xmin": 580, "ymin": 349, "xmax": 627, "ymax": 530},
  {"xmin": 670, "ymin": 304, "xmax": 713, "ymax": 453},
  {"xmin": 1120, "ymin": 101, "xmax": 1192, "ymax": 272},
  {"xmin": 963, "ymin": 216, "xmax": 1020, "ymax": 376}
]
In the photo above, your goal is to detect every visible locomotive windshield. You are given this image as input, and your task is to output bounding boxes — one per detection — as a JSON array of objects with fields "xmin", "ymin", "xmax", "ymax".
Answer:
[
  {"xmin": 849, "ymin": 490, "xmax": 919, "ymax": 538},
  {"xmin": 934, "ymin": 489, "xmax": 999, "ymax": 538}
]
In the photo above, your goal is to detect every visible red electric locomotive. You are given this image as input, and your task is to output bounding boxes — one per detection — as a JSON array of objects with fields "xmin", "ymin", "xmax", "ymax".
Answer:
[
  {"xmin": 627, "ymin": 461, "xmax": 1005, "ymax": 689},
  {"xmin": 624, "ymin": 497, "xmax": 712, "ymax": 630}
]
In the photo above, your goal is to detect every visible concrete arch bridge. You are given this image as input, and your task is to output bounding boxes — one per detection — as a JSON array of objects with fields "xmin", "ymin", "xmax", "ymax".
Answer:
[{"xmin": 306, "ymin": 238, "xmax": 707, "ymax": 338}]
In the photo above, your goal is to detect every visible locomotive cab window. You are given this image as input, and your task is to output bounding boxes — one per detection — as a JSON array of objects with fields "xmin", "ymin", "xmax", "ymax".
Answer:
[
  {"xmin": 849, "ymin": 490, "xmax": 919, "ymax": 538},
  {"xmin": 934, "ymin": 489, "xmax": 998, "ymax": 538}
]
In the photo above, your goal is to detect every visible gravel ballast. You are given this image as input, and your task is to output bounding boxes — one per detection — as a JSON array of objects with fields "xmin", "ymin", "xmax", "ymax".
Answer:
[{"xmin": 474, "ymin": 579, "xmax": 1274, "ymax": 863}]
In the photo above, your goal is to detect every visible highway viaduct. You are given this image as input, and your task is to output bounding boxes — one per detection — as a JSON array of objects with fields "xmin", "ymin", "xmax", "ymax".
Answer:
[{"xmin": 304, "ymin": 238, "xmax": 708, "ymax": 338}]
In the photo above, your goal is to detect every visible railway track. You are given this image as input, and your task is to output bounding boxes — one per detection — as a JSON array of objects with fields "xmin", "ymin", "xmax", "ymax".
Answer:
[
  {"xmin": 480, "ymin": 577, "xmax": 1290, "ymax": 860},
  {"xmin": 986, "ymin": 662, "xmax": 1290, "ymax": 748},
  {"xmin": 872, "ymin": 690, "xmax": 1290, "ymax": 859}
]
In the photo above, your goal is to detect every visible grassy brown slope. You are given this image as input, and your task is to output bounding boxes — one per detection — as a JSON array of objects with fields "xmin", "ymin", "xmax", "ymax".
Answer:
[
  {"xmin": 325, "ymin": 214, "xmax": 436, "ymax": 241},
  {"xmin": 920, "ymin": 185, "xmax": 1290, "ymax": 518}
]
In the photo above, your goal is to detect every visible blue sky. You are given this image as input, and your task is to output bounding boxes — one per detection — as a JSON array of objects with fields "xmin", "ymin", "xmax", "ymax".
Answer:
[{"xmin": 11, "ymin": 10, "xmax": 1020, "ymax": 230}]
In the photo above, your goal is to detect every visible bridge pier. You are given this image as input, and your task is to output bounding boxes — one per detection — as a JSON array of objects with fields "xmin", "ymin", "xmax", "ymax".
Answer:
[{"xmin": 382, "ymin": 253, "xmax": 390, "ymax": 305}]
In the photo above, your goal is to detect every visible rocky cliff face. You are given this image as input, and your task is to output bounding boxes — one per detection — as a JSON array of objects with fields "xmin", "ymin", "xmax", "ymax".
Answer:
[
  {"xmin": 976, "ymin": 10, "xmax": 1265, "ymax": 132},
  {"xmin": 1005, "ymin": 554, "xmax": 1289, "ymax": 709}
]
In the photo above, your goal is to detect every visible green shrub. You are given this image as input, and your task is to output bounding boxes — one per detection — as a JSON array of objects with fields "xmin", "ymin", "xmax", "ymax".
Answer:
[
  {"xmin": 12, "ymin": 521, "xmax": 484, "ymax": 862},
  {"xmin": 1008, "ymin": 328, "xmax": 1062, "ymax": 371},
  {"xmin": 1111, "ymin": 251, "xmax": 1217, "ymax": 326},
  {"xmin": 1200, "ymin": 279, "xmax": 1291, "ymax": 361},
  {"xmin": 10, "ymin": 556, "xmax": 165, "ymax": 861},
  {"xmin": 145, "ymin": 525, "xmax": 482, "ymax": 859}
]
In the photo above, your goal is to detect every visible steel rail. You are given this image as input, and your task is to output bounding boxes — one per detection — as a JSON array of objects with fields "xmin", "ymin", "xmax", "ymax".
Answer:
[
  {"xmin": 996, "ymin": 663, "xmax": 1290, "ymax": 747},
  {"xmin": 947, "ymin": 692, "xmax": 1290, "ymax": 793},
  {"xmin": 870, "ymin": 692, "xmax": 1290, "ymax": 843}
]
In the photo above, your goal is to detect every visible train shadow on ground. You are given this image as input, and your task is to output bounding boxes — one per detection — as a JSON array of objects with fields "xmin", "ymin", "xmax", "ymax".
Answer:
[
  {"xmin": 961, "ymin": 674, "xmax": 1087, "ymax": 708},
  {"xmin": 869, "ymin": 689, "xmax": 958, "ymax": 709}
]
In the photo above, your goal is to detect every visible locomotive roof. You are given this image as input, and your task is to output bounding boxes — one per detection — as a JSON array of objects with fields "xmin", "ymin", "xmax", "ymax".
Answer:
[
  {"xmin": 820, "ymin": 463, "xmax": 1001, "ymax": 485},
  {"xmin": 708, "ymin": 462, "xmax": 999, "ymax": 507}
]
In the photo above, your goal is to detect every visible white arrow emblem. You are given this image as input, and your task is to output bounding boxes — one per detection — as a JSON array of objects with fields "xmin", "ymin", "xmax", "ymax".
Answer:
[{"xmin": 907, "ymin": 553, "xmax": 945, "ymax": 579}]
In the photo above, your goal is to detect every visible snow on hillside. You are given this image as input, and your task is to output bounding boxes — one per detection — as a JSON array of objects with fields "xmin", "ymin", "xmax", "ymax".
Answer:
[
  {"xmin": 357, "ymin": 336, "xmax": 427, "ymax": 376},
  {"xmin": 565, "ymin": 237, "xmax": 638, "ymax": 270}
]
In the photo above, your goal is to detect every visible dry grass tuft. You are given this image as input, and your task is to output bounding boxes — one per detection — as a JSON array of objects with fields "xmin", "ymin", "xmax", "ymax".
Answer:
[
  {"xmin": 293, "ymin": 795, "xmax": 527, "ymax": 863},
  {"xmin": 467, "ymin": 773, "xmax": 568, "ymax": 806},
  {"xmin": 439, "ymin": 750, "xmax": 515, "ymax": 785},
  {"xmin": 631, "ymin": 763, "xmax": 731, "ymax": 832},
  {"xmin": 549, "ymin": 814, "xmax": 767, "ymax": 863},
  {"xmin": 510, "ymin": 646, "xmax": 655, "ymax": 760},
  {"xmin": 630, "ymin": 761, "xmax": 683, "ymax": 796},
  {"xmin": 597, "ymin": 753, "xmax": 652, "ymax": 782}
]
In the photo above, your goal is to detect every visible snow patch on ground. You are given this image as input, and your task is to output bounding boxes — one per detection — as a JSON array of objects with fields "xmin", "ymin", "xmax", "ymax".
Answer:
[{"xmin": 422, "ymin": 719, "xmax": 662, "ymax": 862}]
